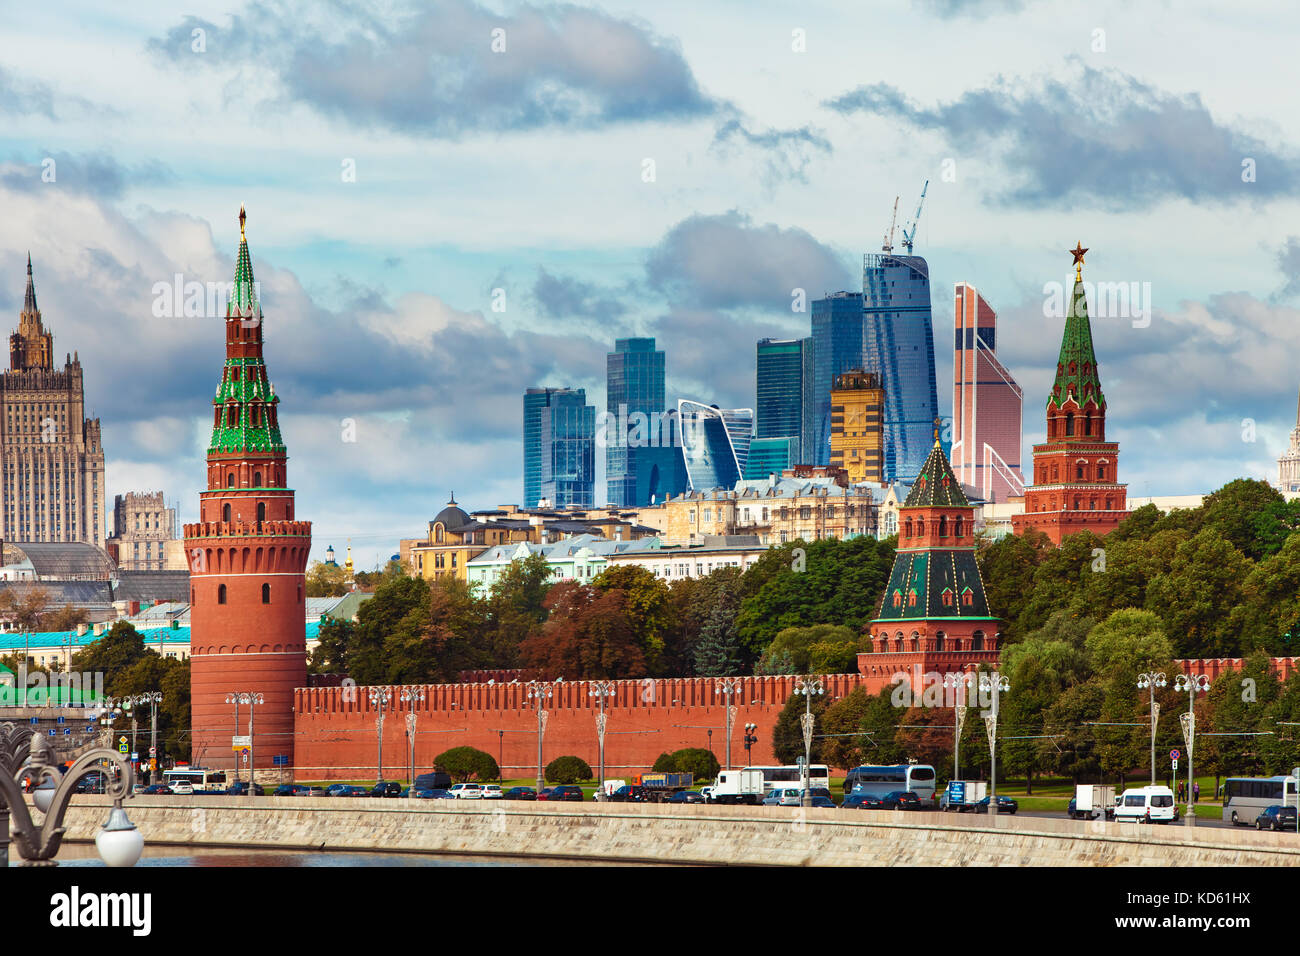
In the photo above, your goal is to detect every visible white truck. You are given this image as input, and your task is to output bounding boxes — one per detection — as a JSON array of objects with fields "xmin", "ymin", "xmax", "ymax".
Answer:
[
  {"xmin": 939, "ymin": 780, "xmax": 987, "ymax": 811},
  {"xmin": 1069, "ymin": 784, "xmax": 1116, "ymax": 820},
  {"xmin": 708, "ymin": 769, "xmax": 765, "ymax": 805}
]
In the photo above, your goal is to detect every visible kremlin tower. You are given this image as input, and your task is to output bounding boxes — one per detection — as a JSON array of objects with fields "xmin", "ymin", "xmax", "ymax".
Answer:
[
  {"xmin": 858, "ymin": 437, "xmax": 1002, "ymax": 693},
  {"xmin": 184, "ymin": 209, "xmax": 311, "ymax": 774},
  {"xmin": 1012, "ymin": 244, "xmax": 1128, "ymax": 544}
]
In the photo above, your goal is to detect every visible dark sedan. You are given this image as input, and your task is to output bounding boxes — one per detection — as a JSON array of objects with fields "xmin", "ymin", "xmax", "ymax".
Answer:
[
  {"xmin": 842, "ymin": 792, "xmax": 888, "ymax": 810},
  {"xmin": 974, "ymin": 795, "xmax": 1019, "ymax": 814},
  {"xmin": 274, "ymin": 784, "xmax": 312, "ymax": 797},
  {"xmin": 502, "ymin": 786, "xmax": 537, "ymax": 800},
  {"xmin": 547, "ymin": 785, "xmax": 584, "ymax": 802},
  {"xmin": 369, "ymin": 781, "xmax": 403, "ymax": 798},
  {"xmin": 224, "ymin": 781, "xmax": 264, "ymax": 796},
  {"xmin": 666, "ymin": 790, "xmax": 706, "ymax": 804},
  {"xmin": 881, "ymin": 790, "xmax": 923, "ymax": 810},
  {"xmin": 1255, "ymin": 805, "xmax": 1298, "ymax": 831},
  {"xmin": 608, "ymin": 785, "xmax": 651, "ymax": 803}
]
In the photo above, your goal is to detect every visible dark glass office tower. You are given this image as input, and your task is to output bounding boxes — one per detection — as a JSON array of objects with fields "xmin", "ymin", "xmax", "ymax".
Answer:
[
  {"xmin": 605, "ymin": 338, "xmax": 666, "ymax": 506},
  {"xmin": 810, "ymin": 292, "xmax": 866, "ymax": 467},
  {"xmin": 525, "ymin": 387, "xmax": 594, "ymax": 507},
  {"xmin": 862, "ymin": 253, "xmax": 939, "ymax": 482},
  {"xmin": 678, "ymin": 400, "xmax": 753, "ymax": 491},
  {"xmin": 756, "ymin": 337, "xmax": 814, "ymax": 464}
]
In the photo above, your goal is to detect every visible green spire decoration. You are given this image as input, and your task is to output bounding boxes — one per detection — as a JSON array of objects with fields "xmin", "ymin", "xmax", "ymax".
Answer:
[
  {"xmin": 903, "ymin": 442, "xmax": 969, "ymax": 508},
  {"xmin": 208, "ymin": 207, "xmax": 284, "ymax": 456},
  {"xmin": 1049, "ymin": 243, "xmax": 1105, "ymax": 410}
]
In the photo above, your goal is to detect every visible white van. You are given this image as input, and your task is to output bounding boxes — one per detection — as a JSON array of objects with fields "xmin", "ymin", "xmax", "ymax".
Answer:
[{"xmin": 1113, "ymin": 786, "xmax": 1180, "ymax": 824}]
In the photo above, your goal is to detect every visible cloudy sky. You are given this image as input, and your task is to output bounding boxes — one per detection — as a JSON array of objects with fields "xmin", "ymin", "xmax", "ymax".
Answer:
[{"xmin": 2, "ymin": 0, "xmax": 1299, "ymax": 568}]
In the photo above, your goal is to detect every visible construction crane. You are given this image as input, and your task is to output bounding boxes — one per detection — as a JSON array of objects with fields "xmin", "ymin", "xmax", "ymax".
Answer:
[
  {"xmin": 881, "ymin": 195, "xmax": 899, "ymax": 253},
  {"xmin": 901, "ymin": 179, "xmax": 929, "ymax": 255}
]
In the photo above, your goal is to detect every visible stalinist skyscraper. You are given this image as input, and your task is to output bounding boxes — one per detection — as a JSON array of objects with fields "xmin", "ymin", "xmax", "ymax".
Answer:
[
  {"xmin": 1, "ymin": 257, "xmax": 106, "ymax": 548},
  {"xmin": 1278, "ymin": 388, "xmax": 1300, "ymax": 494}
]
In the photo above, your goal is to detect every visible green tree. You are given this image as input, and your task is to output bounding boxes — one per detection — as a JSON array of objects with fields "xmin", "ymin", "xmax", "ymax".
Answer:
[
  {"xmin": 772, "ymin": 691, "xmax": 825, "ymax": 764},
  {"xmin": 976, "ymin": 528, "xmax": 1050, "ymax": 640},
  {"xmin": 592, "ymin": 564, "xmax": 670, "ymax": 671},
  {"xmin": 757, "ymin": 624, "xmax": 859, "ymax": 675},
  {"xmin": 305, "ymin": 560, "xmax": 349, "ymax": 597},
  {"xmin": 693, "ymin": 589, "xmax": 744, "ymax": 677},
  {"xmin": 1144, "ymin": 529, "xmax": 1248, "ymax": 658},
  {"xmin": 434, "ymin": 746, "xmax": 500, "ymax": 782},
  {"xmin": 545, "ymin": 755, "xmax": 593, "ymax": 784},
  {"xmin": 71, "ymin": 621, "xmax": 149, "ymax": 681},
  {"xmin": 651, "ymin": 747, "xmax": 719, "ymax": 783}
]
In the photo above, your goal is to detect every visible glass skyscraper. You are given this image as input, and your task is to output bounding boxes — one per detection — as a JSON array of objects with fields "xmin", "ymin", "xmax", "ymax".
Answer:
[
  {"xmin": 810, "ymin": 292, "xmax": 866, "ymax": 467},
  {"xmin": 862, "ymin": 253, "xmax": 939, "ymax": 483},
  {"xmin": 606, "ymin": 338, "xmax": 666, "ymax": 506},
  {"xmin": 756, "ymin": 337, "xmax": 814, "ymax": 464},
  {"xmin": 524, "ymin": 387, "xmax": 594, "ymax": 507},
  {"xmin": 678, "ymin": 400, "xmax": 753, "ymax": 491},
  {"xmin": 744, "ymin": 436, "xmax": 800, "ymax": 479}
]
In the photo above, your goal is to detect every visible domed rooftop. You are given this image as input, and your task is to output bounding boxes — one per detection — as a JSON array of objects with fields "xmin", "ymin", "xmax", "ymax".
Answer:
[{"xmin": 433, "ymin": 493, "xmax": 470, "ymax": 531}]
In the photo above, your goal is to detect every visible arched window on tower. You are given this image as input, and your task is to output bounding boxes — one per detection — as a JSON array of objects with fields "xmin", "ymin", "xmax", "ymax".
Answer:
[
  {"xmin": 954, "ymin": 515, "xmax": 964, "ymax": 537},
  {"xmin": 253, "ymin": 471, "xmax": 262, "ymax": 487},
  {"xmin": 1076, "ymin": 463, "xmax": 1085, "ymax": 480},
  {"xmin": 262, "ymin": 583, "xmax": 270, "ymax": 604},
  {"xmin": 904, "ymin": 517, "xmax": 913, "ymax": 538},
  {"xmin": 227, "ymin": 473, "xmax": 235, "ymax": 488},
  {"xmin": 917, "ymin": 517, "xmax": 925, "ymax": 536},
  {"xmin": 257, "ymin": 502, "xmax": 266, "ymax": 525},
  {"xmin": 217, "ymin": 584, "xmax": 227, "ymax": 605},
  {"xmin": 939, "ymin": 515, "xmax": 948, "ymax": 537},
  {"xmin": 222, "ymin": 503, "xmax": 231, "ymax": 523},
  {"xmin": 1098, "ymin": 463, "xmax": 1107, "ymax": 481},
  {"xmin": 1065, "ymin": 412, "xmax": 1075, "ymax": 436}
]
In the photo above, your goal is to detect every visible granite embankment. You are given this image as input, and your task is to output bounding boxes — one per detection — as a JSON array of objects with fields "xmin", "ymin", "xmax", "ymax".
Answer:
[{"xmin": 45, "ymin": 797, "xmax": 1300, "ymax": 866}]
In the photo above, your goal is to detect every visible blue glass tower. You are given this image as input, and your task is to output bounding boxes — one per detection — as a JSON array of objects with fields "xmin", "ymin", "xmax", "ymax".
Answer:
[
  {"xmin": 862, "ymin": 253, "xmax": 939, "ymax": 482},
  {"xmin": 678, "ymin": 401, "xmax": 753, "ymax": 491},
  {"xmin": 810, "ymin": 292, "xmax": 866, "ymax": 467},
  {"xmin": 605, "ymin": 338, "xmax": 666, "ymax": 506},
  {"xmin": 525, "ymin": 387, "xmax": 594, "ymax": 507},
  {"xmin": 756, "ymin": 337, "xmax": 814, "ymax": 464}
]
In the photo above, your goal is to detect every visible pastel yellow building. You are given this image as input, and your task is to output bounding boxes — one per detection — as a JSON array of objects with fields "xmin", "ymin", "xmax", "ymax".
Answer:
[{"xmin": 829, "ymin": 369, "xmax": 884, "ymax": 484}]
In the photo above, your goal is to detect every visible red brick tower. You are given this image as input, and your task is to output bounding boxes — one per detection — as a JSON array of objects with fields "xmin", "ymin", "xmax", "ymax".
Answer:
[
  {"xmin": 184, "ymin": 208, "xmax": 311, "ymax": 773},
  {"xmin": 1012, "ymin": 244, "xmax": 1128, "ymax": 544}
]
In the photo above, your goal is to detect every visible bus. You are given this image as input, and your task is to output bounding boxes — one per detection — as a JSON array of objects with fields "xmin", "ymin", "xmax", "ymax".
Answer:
[
  {"xmin": 843, "ymin": 764, "xmax": 938, "ymax": 804},
  {"xmin": 745, "ymin": 765, "xmax": 831, "ymax": 793},
  {"xmin": 1223, "ymin": 775, "xmax": 1298, "ymax": 826},
  {"xmin": 163, "ymin": 766, "xmax": 228, "ymax": 793}
]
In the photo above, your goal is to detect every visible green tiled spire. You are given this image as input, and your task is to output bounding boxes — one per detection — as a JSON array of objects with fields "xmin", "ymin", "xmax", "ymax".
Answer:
[
  {"xmin": 208, "ymin": 208, "xmax": 284, "ymax": 455},
  {"xmin": 1049, "ymin": 250, "xmax": 1105, "ymax": 410},
  {"xmin": 230, "ymin": 206, "xmax": 259, "ymax": 317},
  {"xmin": 904, "ymin": 441, "xmax": 970, "ymax": 508}
]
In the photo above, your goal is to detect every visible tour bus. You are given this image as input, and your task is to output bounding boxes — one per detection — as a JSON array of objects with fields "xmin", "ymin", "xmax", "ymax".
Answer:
[
  {"xmin": 843, "ymin": 764, "xmax": 938, "ymax": 804},
  {"xmin": 163, "ymin": 766, "xmax": 228, "ymax": 793},
  {"xmin": 1222, "ymin": 775, "xmax": 1299, "ymax": 826},
  {"xmin": 745, "ymin": 764, "xmax": 832, "ymax": 793}
]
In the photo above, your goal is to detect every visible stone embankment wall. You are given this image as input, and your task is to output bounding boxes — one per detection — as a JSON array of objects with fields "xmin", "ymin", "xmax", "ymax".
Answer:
[{"xmin": 49, "ymin": 797, "xmax": 1300, "ymax": 867}]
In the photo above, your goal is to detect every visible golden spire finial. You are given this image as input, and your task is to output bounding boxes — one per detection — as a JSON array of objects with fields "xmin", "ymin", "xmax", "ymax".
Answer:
[
  {"xmin": 239, "ymin": 205, "xmax": 247, "ymax": 241},
  {"xmin": 1070, "ymin": 241, "xmax": 1088, "ymax": 280}
]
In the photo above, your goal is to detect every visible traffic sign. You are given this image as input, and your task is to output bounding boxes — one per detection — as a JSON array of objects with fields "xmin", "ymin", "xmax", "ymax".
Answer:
[
  {"xmin": 47, "ymin": 729, "xmax": 55, "ymax": 736},
  {"xmin": 1172, "ymin": 759, "xmax": 1179, "ymax": 771},
  {"xmin": 29, "ymin": 717, "xmax": 38, "ymax": 725},
  {"xmin": 149, "ymin": 747, "xmax": 156, "ymax": 756},
  {"xmin": 1170, "ymin": 749, "xmax": 1181, "ymax": 760},
  {"xmin": 130, "ymin": 753, "xmax": 138, "ymax": 761},
  {"xmin": 56, "ymin": 716, "xmax": 65, "ymax": 725},
  {"xmin": 118, "ymin": 735, "xmax": 127, "ymax": 745},
  {"xmin": 118, "ymin": 743, "xmax": 128, "ymax": 754},
  {"xmin": 63, "ymin": 728, "xmax": 71, "ymax": 736}
]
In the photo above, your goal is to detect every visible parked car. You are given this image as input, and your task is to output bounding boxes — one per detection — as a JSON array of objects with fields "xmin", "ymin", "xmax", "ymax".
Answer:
[
  {"xmin": 449, "ymin": 783, "xmax": 484, "ymax": 799},
  {"xmin": 881, "ymin": 790, "xmax": 922, "ymax": 810},
  {"xmin": 274, "ymin": 784, "xmax": 313, "ymax": 797},
  {"xmin": 547, "ymin": 785, "xmax": 584, "ymax": 802},
  {"xmin": 480, "ymin": 784, "xmax": 504, "ymax": 799},
  {"xmin": 666, "ymin": 790, "xmax": 706, "ymax": 804},
  {"xmin": 369, "ymin": 781, "xmax": 404, "ymax": 798},
  {"xmin": 225, "ymin": 781, "xmax": 264, "ymax": 796},
  {"xmin": 974, "ymin": 795, "xmax": 1019, "ymax": 815},
  {"xmin": 169, "ymin": 780, "xmax": 195, "ymax": 795},
  {"xmin": 415, "ymin": 772, "xmax": 453, "ymax": 791},
  {"xmin": 140, "ymin": 783, "xmax": 171, "ymax": 796},
  {"xmin": 502, "ymin": 786, "xmax": 537, "ymax": 801},
  {"xmin": 608, "ymin": 785, "xmax": 650, "ymax": 803},
  {"xmin": 425, "ymin": 789, "xmax": 455, "ymax": 799},
  {"xmin": 842, "ymin": 792, "xmax": 886, "ymax": 810},
  {"xmin": 307, "ymin": 786, "xmax": 327, "ymax": 797},
  {"xmin": 1255, "ymin": 805, "xmax": 1298, "ymax": 831},
  {"xmin": 762, "ymin": 788, "xmax": 803, "ymax": 807}
]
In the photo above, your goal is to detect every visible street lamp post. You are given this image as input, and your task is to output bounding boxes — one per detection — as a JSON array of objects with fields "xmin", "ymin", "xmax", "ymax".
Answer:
[
  {"xmin": 1174, "ymin": 673, "xmax": 1210, "ymax": 822},
  {"xmin": 979, "ymin": 672, "xmax": 1010, "ymax": 815},
  {"xmin": 589, "ymin": 681, "xmax": 616, "ymax": 791},
  {"xmin": 945, "ymin": 672, "xmax": 971, "ymax": 782},
  {"xmin": 400, "ymin": 686, "xmax": 426, "ymax": 798},
  {"xmin": 717, "ymin": 677, "xmax": 741, "ymax": 770},
  {"xmin": 794, "ymin": 677, "xmax": 824, "ymax": 807},
  {"xmin": 1136, "ymin": 671, "xmax": 1167, "ymax": 787},
  {"xmin": 368, "ymin": 687, "xmax": 393, "ymax": 782},
  {"xmin": 526, "ymin": 681, "xmax": 553, "ymax": 793},
  {"xmin": 225, "ymin": 693, "xmax": 242, "ymax": 783},
  {"xmin": 743, "ymin": 723, "xmax": 758, "ymax": 766},
  {"xmin": 0, "ymin": 729, "xmax": 143, "ymax": 867}
]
